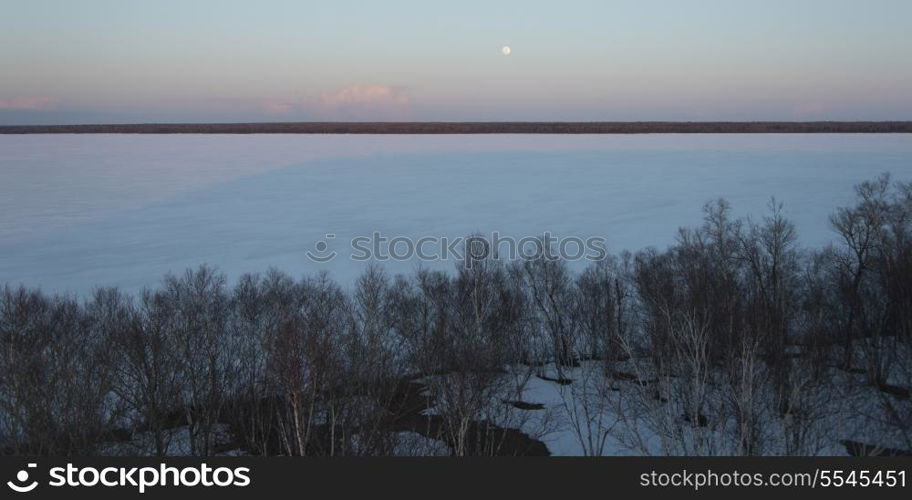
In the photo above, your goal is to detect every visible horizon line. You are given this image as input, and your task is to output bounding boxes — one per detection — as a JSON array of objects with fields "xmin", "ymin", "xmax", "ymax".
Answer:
[{"xmin": 2, "ymin": 120, "xmax": 912, "ymax": 134}]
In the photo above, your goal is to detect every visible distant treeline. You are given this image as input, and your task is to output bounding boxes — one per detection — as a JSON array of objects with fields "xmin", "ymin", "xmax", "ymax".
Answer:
[
  {"xmin": 1, "ymin": 175, "xmax": 911, "ymax": 456},
  {"xmin": 2, "ymin": 121, "xmax": 912, "ymax": 134}
]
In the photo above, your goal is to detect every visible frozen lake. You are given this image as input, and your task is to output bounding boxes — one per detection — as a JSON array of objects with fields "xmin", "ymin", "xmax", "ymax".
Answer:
[{"xmin": 2, "ymin": 134, "xmax": 912, "ymax": 295}]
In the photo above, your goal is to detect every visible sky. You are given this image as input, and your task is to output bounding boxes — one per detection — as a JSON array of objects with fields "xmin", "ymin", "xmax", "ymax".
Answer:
[{"xmin": 1, "ymin": 0, "xmax": 910, "ymax": 124}]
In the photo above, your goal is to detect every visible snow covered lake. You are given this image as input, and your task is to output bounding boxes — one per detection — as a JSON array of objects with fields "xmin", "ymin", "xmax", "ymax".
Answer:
[{"xmin": 2, "ymin": 133, "xmax": 912, "ymax": 295}]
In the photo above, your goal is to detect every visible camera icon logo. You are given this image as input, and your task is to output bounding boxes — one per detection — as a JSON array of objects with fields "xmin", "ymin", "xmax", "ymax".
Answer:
[
  {"xmin": 305, "ymin": 233, "xmax": 337, "ymax": 263},
  {"xmin": 7, "ymin": 463, "xmax": 38, "ymax": 493}
]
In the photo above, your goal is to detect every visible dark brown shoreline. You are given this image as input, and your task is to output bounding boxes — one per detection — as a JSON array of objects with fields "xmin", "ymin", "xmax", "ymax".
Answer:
[{"xmin": 1, "ymin": 121, "xmax": 912, "ymax": 134}]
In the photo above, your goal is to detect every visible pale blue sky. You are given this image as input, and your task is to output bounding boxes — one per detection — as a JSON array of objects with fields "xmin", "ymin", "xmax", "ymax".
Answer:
[{"xmin": 1, "ymin": 0, "xmax": 910, "ymax": 123}]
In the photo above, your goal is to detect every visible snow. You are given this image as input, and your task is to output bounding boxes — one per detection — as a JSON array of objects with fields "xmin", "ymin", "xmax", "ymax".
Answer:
[
  {"xmin": 497, "ymin": 363, "xmax": 633, "ymax": 456},
  {"xmin": 486, "ymin": 361, "xmax": 909, "ymax": 456},
  {"xmin": 392, "ymin": 432, "xmax": 451, "ymax": 456},
  {"xmin": 97, "ymin": 424, "xmax": 235, "ymax": 456},
  {"xmin": 90, "ymin": 362, "xmax": 906, "ymax": 456},
  {"xmin": 2, "ymin": 133, "xmax": 912, "ymax": 296}
]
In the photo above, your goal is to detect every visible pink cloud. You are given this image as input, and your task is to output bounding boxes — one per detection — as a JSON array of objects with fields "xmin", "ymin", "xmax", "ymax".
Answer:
[
  {"xmin": 0, "ymin": 97, "xmax": 58, "ymax": 110},
  {"xmin": 792, "ymin": 102, "xmax": 827, "ymax": 117},
  {"xmin": 262, "ymin": 85, "xmax": 411, "ymax": 118},
  {"xmin": 318, "ymin": 85, "xmax": 409, "ymax": 108},
  {"xmin": 263, "ymin": 101, "xmax": 295, "ymax": 114}
]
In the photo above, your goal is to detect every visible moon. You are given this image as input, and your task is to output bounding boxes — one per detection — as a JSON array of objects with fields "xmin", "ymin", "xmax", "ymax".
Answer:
[{"xmin": 501, "ymin": 45, "xmax": 512, "ymax": 56}]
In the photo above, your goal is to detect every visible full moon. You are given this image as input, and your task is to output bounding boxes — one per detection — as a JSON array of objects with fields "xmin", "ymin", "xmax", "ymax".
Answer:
[{"xmin": 501, "ymin": 45, "xmax": 512, "ymax": 56}]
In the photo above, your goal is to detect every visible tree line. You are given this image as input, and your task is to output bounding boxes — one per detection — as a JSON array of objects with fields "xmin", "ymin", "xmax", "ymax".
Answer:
[{"xmin": 3, "ymin": 121, "xmax": 912, "ymax": 134}]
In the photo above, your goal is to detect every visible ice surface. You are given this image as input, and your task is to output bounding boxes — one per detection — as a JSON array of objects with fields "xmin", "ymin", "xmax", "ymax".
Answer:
[{"xmin": 2, "ymin": 134, "xmax": 912, "ymax": 295}]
